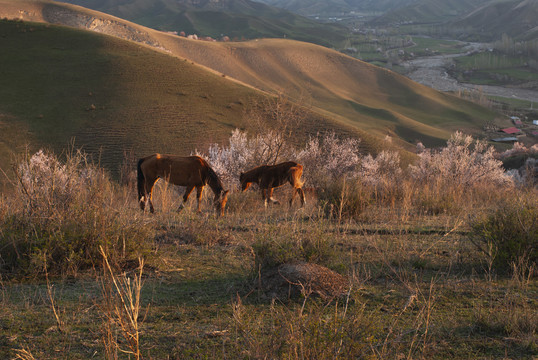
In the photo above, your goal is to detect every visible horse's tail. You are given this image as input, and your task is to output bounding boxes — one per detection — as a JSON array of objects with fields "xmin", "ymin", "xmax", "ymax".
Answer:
[{"xmin": 137, "ymin": 158, "xmax": 145, "ymax": 201}]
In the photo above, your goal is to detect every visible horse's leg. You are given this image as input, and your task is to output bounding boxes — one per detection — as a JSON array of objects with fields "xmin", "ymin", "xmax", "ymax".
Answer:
[
  {"xmin": 262, "ymin": 188, "xmax": 268, "ymax": 208},
  {"xmin": 297, "ymin": 187, "xmax": 305, "ymax": 207},
  {"xmin": 290, "ymin": 187, "xmax": 297, "ymax": 207},
  {"xmin": 267, "ymin": 188, "xmax": 279, "ymax": 205},
  {"xmin": 179, "ymin": 186, "xmax": 195, "ymax": 211},
  {"xmin": 288, "ymin": 170, "xmax": 305, "ymax": 208},
  {"xmin": 289, "ymin": 184, "xmax": 305, "ymax": 208},
  {"xmin": 195, "ymin": 186, "xmax": 204, "ymax": 213},
  {"xmin": 145, "ymin": 177, "xmax": 158, "ymax": 213}
]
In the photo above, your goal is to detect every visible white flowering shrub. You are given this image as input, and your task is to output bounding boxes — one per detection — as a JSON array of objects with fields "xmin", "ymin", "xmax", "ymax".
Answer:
[
  {"xmin": 497, "ymin": 143, "xmax": 537, "ymax": 186},
  {"xmin": 409, "ymin": 132, "xmax": 511, "ymax": 187},
  {"xmin": 359, "ymin": 150, "xmax": 402, "ymax": 187},
  {"xmin": 197, "ymin": 129, "xmax": 291, "ymax": 188},
  {"xmin": 295, "ymin": 132, "xmax": 362, "ymax": 186},
  {"xmin": 498, "ymin": 142, "xmax": 538, "ymax": 159},
  {"xmin": 16, "ymin": 149, "xmax": 103, "ymax": 217}
]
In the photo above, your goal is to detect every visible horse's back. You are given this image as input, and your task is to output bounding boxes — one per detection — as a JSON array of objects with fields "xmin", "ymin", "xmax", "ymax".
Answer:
[
  {"xmin": 139, "ymin": 154, "xmax": 208, "ymax": 185},
  {"xmin": 258, "ymin": 161, "xmax": 302, "ymax": 188},
  {"xmin": 143, "ymin": 154, "xmax": 205, "ymax": 168}
]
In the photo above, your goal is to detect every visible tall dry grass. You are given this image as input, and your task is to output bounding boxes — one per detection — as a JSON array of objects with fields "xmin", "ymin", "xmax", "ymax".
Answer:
[
  {"xmin": 99, "ymin": 247, "xmax": 146, "ymax": 360},
  {"xmin": 0, "ymin": 149, "xmax": 153, "ymax": 276},
  {"xmin": 1, "ymin": 133, "xmax": 536, "ymax": 358}
]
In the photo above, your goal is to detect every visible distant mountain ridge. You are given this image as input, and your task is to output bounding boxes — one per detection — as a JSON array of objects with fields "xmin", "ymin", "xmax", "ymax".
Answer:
[
  {"xmin": 453, "ymin": 0, "xmax": 538, "ymax": 41},
  {"xmin": 252, "ymin": 0, "xmax": 415, "ymax": 15},
  {"xmin": 56, "ymin": 0, "xmax": 348, "ymax": 46},
  {"xmin": 369, "ymin": 0, "xmax": 489, "ymax": 25}
]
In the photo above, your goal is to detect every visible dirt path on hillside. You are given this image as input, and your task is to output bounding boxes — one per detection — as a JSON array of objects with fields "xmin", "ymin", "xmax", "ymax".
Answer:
[{"xmin": 402, "ymin": 48, "xmax": 538, "ymax": 103}]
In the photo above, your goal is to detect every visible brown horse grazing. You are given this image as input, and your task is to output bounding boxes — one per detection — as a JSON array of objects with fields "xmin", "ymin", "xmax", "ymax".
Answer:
[
  {"xmin": 137, "ymin": 154, "xmax": 229, "ymax": 216},
  {"xmin": 239, "ymin": 161, "xmax": 305, "ymax": 207}
]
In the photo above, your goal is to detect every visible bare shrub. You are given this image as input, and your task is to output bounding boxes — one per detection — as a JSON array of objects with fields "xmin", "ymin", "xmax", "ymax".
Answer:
[
  {"xmin": 469, "ymin": 194, "xmax": 537, "ymax": 274},
  {"xmin": 99, "ymin": 247, "xmax": 146, "ymax": 360}
]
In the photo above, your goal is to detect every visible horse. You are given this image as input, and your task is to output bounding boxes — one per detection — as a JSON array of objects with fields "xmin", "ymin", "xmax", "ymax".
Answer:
[
  {"xmin": 239, "ymin": 161, "xmax": 305, "ymax": 207},
  {"xmin": 137, "ymin": 154, "xmax": 229, "ymax": 216}
]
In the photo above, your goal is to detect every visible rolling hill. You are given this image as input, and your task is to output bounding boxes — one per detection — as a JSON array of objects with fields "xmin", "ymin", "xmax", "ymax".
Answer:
[
  {"xmin": 55, "ymin": 0, "xmax": 348, "ymax": 47},
  {"xmin": 368, "ymin": 0, "xmax": 489, "ymax": 26},
  {"xmin": 0, "ymin": 19, "xmax": 263, "ymax": 173},
  {"xmin": 453, "ymin": 0, "xmax": 538, "ymax": 41},
  {"xmin": 0, "ymin": 0, "xmax": 498, "ymax": 176}
]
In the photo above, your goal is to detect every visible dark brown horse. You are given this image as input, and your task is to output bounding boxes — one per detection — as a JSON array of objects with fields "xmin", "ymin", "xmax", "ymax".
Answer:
[
  {"xmin": 137, "ymin": 154, "xmax": 229, "ymax": 215},
  {"xmin": 239, "ymin": 161, "xmax": 305, "ymax": 207}
]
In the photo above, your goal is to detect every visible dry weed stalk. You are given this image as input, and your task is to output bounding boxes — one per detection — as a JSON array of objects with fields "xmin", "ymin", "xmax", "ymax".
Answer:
[
  {"xmin": 44, "ymin": 254, "xmax": 64, "ymax": 333},
  {"xmin": 12, "ymin": 348, "xmax": 37, "ymax": 360},
  {"xmin": 99, "ymin": 246, "xmax": 146, "ymax": 360}
]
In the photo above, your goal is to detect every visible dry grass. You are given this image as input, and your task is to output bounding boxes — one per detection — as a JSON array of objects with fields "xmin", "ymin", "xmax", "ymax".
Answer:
[
  {"xmin": 0, "ymin": 147, "xmax": 536, "ymax": 358},
  {"xmin": 3, "ymin": 174, "xmax": 536, "ymax": 358}
]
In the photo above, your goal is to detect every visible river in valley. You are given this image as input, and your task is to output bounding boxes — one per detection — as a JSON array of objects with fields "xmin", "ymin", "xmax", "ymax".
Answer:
[{"xmin": 401, "ymin": 45, "xmax": 538, "ymax": 104}]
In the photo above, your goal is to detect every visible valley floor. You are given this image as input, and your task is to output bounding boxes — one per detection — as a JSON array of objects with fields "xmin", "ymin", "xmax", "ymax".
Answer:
[{"xmin": 403, "ymin": 52, "xmax": 538, "ymax": 103}]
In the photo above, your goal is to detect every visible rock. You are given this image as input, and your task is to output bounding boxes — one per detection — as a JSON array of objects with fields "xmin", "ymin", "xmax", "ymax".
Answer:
[{"xmin": 260, "ymin": 262, "xmax": 349, "ymax": 301}]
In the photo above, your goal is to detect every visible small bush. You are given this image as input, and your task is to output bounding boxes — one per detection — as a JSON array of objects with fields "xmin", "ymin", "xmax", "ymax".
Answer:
[
  {"xmin": 470, "ymin": 195, "xmax": 537, "ymax": 273},
  {"xmin": 316, "ymin": 179, "xmax": 372, "ymax": 220}
]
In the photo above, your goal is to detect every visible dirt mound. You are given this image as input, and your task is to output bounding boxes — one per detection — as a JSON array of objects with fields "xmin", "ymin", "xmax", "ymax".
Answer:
[{"xmin": 260, "ymin": 262, "xmax": 349, "ymax": 300}]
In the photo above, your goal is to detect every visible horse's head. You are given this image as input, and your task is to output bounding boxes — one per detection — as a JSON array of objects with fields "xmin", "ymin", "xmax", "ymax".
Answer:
[{"xmin": 214, "ymin": 189, "xmax": 229, "ymax": 216}]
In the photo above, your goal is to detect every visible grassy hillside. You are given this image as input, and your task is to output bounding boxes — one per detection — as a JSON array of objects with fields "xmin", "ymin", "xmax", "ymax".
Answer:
[
  {"xmin": 0, "ymin": 17, "xmax": 374, "ymax": 177},
  {"xmin": 56, "ymin": 0, "xmax": 348, "ymax": 47},
  {"xmin": 369, "ymin": 0, "xmax": 488, "ymax": 25},
  {"xmin": 453, "ymin": 0, "xmax": 538, "ymax": 41},
  {"xmin": 0, "ymin": 19, "xmax": 263, "ymax": 173},
  {"xmin": 157, "ymin": 36, "xmax": 497, "ymax": 146}
]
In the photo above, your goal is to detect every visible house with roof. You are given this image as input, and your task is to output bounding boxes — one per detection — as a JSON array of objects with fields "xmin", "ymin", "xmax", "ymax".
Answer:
[{"xmin": 500, "ymin": 127, "xmax": 522, "ymax": 134}]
